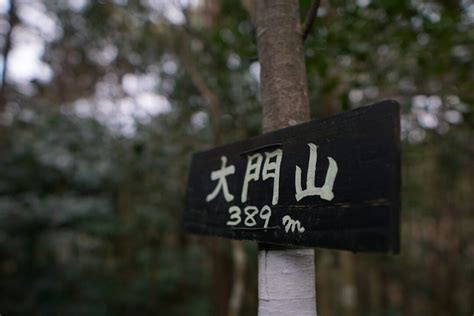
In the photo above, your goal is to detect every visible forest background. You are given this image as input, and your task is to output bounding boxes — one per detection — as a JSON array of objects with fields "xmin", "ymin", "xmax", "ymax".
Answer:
[{"xmin": 0, "ymin": 0, "xmax": 473, "ymax": 315}]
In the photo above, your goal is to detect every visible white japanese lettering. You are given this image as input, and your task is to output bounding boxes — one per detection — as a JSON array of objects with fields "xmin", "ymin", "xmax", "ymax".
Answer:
[
  {"xmin": 241, "ymin": 153, "xmax": 263, "ymax": 203},
  {"xmin": 262, "ymin": 149, "xmax": 283, "ymax": 205},
  {"xmin": 241, "ymin": 149, "xmax": 282, "ymax": 205},
  {"xmin": 206, "ymin": 156, "xmax": 235, "ymax": 202},
  {"xmin": 295, "ymin": 143, "xmax": 338, "ymax": 201}
]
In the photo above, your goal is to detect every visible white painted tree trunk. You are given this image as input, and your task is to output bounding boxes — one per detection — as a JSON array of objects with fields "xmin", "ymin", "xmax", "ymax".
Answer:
[{"xmin": 258, "ymin": 249, "xmax": 316, "ymax": 315}]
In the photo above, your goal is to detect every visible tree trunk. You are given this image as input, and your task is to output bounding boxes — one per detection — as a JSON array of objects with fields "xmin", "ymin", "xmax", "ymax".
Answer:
[
  {"xmin": 255, "ymin": 1, "xmax": 315, "ymax": 315},
  {"xmin": 256, "ymin": 1, "xmax": 310, "ymax": 133},
  {"xmin": 340, "ymin": 251, "xmax": 358, "ymax": 316},
  {"xmin": 0, "ymin": 0, "xmax": 16, "ymax": 110}
]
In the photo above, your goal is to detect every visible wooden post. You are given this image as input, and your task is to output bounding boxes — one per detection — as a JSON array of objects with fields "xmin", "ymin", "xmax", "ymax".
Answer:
[{"xmin": 254, "ymin": 1, "xmax": 316, "ymax": 315}]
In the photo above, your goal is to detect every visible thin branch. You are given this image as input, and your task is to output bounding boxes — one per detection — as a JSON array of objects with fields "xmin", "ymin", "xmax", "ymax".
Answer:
[
  {"xmin": 177, "ymin": 9, "xmax": 222, "ymax": 145},
  {"xmin": 178, "ymin": 32, "xmax": 222, "ymax": 145},
  {"xmin": 1, "ymin": 0, "xmax": 16, "ymax": 105},
  {"xmin": 176, "ymin": 9, "xmax": 248, "ymax": 314},
  {"xmin": 227, "ymin": 240, "xmax": 246, "ymax": 316},
  {"xmin": 302, "ymin": 0, "xmax": 321, "ymax": 42},
  {"xmin": 179, "ymin": 8, "xmax": 222, "ymax": 63}
]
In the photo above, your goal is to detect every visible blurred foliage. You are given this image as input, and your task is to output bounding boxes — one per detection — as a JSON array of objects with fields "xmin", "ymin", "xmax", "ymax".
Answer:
[{"xmin": 0, "ymin": 0, "xmax": 473, "ymax": 315}]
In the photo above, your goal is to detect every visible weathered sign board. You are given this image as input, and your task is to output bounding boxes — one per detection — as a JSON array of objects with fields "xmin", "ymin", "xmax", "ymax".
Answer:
[{"xmin": 183, "ymin": 100, "xmax": 400, "ymax": 253}]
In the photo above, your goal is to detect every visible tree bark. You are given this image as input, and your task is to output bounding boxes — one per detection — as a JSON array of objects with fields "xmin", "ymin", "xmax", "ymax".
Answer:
[
  {"xmin": 255, "ymin": 1, "xmax": 315, "ymax": 315},
  {"xmin": 256, "ymin": 0, "xmax": 310, "ymax": 133}
]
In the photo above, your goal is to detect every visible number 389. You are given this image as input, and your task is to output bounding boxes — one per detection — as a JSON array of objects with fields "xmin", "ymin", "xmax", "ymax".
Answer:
[{"xmin": 226, "ymin": 205, "xmax": 272, "ymax": 228}]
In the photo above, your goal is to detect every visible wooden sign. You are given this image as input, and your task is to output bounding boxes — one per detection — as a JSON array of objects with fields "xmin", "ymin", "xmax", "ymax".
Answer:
[{"xmin": 183, "ymin": 100, "xmax": 400, "ymax": 253}]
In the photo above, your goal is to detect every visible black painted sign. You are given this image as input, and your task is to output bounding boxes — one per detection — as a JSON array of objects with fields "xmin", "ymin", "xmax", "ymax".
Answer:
[{"xmin": 183, "ymin": 100, "xmax": 400, "ymax": 253}]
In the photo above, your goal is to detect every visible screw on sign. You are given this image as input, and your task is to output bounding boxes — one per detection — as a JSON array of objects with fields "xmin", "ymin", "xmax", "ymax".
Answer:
[{"xmin": 184, "ymin": 100, "xmax": 401, "ymax": 253}]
